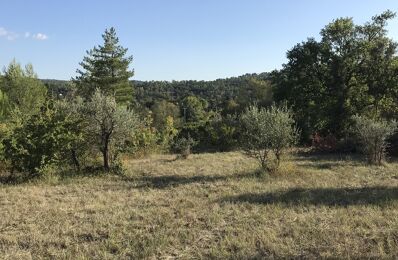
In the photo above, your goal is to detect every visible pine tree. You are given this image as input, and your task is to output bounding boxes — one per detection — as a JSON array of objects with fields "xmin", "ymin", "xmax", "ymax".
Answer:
[{"xmin": 73, "ymin": 27, "xmax": 134, "ymax": 105}]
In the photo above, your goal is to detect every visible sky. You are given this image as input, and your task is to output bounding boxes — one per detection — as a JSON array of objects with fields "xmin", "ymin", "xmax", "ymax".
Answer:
[{"xmin": 1, "ymin": 0, "xmax": 398, "ymax": 81}]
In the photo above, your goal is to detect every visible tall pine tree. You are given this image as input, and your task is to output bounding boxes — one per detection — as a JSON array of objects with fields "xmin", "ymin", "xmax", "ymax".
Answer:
[{"xmin": 73, "ymin": 27, "xmax": 134, "ymax": 105}]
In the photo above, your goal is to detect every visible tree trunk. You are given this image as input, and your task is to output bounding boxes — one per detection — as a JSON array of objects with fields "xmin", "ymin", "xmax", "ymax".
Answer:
[
  {"xmin": 275, "ymin": 149, "xmax": 281, "ymax": 168},
  {"xmin": 71, "ymin": 149, "xmax": 80, "ymax": 171},
  {"xmin": 103, "ymin": 137, "xmax": 110, "ymax": 171}
]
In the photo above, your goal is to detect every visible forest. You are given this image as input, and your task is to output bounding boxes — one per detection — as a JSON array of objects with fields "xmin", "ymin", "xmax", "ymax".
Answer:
[{"xmin": 1, "ymin": 10, "xmax": 398, "ymax": 259}]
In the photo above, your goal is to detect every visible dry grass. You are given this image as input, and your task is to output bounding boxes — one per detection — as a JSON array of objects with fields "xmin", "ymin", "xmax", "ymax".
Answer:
[{"xmin": 0, "ymin": 151, "xmax": 398, "ymax": 259}]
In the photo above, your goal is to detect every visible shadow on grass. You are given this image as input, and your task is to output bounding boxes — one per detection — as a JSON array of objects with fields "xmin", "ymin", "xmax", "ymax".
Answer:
[
  {"xmin": 0, "ymin": 166, "xmax": 113, "ymax": 185},
  {"xmin": 221, "ymin": 186, "xmax": 398, "ymax": 206},
  {"xmin": 124, "ymin": 171, "xmax": 258, "ymax": 189},
  {"xmin": 296, "ymin": 161, "xmax": 356, "ymax": 170},
  {"xmin": 292, "ymin": 151, "xmax": 367, "ymax": 170},
  {"xmin": 0, "ymin": 172, "xmax": 32, "ymax": 185}
]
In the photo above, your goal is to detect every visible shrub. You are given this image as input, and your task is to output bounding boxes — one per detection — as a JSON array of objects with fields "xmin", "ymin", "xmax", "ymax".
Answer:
[
  {"xmin": 158, "ymin": 115, "xmax": 179, "ymax": 152},
  {"xmin": 129, "ymin": 113, "xmax": 159, "ymax": 156},
  {"xmin": 173, "ymin": 136, "xmax": 197, "ymax": 159},
  {"xmin": 352, "ymin": 115, "xmax": 397, "ymax": 165},
  {"xmin": 2, "ymin": 102, "xmax": 80, "ymax": 175},
  {"xmin": 55, "ymin": 97, "xmax": 89, "ymax": 170},
  {"xmin": 207, "ymin": 113, "xmax": 239, "ymax": 152},
  {"xmin": 240, "ymin": 104, "xmax": 299, "ymax": 172}
]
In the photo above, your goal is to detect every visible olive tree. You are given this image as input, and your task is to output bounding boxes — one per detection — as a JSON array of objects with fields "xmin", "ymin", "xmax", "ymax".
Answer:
[
  {"xmin": 240, "ymin": 105, "xmax": 299, "ymax": 171},
  {"xmin": 352, "ymin": 115, "xmax": 397, "ymax": 165},
  {"xmin": 85, "ymin": 89, "xmax": 138, "ymax": 171}
]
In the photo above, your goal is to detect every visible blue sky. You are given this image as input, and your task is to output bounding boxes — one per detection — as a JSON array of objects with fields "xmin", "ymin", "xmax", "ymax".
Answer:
[{"xmin": 1, "ymin": 0, "xmax": 398, "ymax": 81}]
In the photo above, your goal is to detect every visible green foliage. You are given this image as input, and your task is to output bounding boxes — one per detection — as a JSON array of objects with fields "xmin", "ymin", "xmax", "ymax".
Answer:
[
  {"xmin": 130, "ymin": 111, "xmax": 178, "ymax": 155},
  {"xmin": 204, "ymin": 113, "xmax": 239, "ymax": 151},
  {"xmin": 158, "ymin": 116, "xmax": 179, "ymax": 151},
  {"xmin": 151, "ymin": 100, "xmax": 181, "ymax": 130},
  {"xmin": 234, "ymin": 78, "xmax": 273, "ymax": 112},
  {"xmin": 173, "ymin": 136, "xmax": 197, "ymax": 159},
  {"xmin": 130, "ymin": 113, "xmax": 159, "ymax": 156},
  {"xmin": 0, "ymin": 90, "xmax": 10, "ymax": 121},
  {"xmin": 2, "ymin": 102, "xmax": 81, "ymax": 175},
  {"xmin": 73, "ymin": 27, "xmax": 134, "ymax": 105},
  {"xmin": 352, "ymin": 115, "xmax": 397, "ymax": 165},
  {"xmin": 181, "ymin": 95, "xmax": 209, "ymax": 124},
  {"xmin": 272, "ymin": 10, "xmax": 398, "ymax": 140},
  {"xmin": 179, "ymin": 95, "xmax": 216, "ymax": 150},
  {"xmin": 134, "ymin": 73, "xmax": 271, "ymax": 112},
  {"xmin": 2, "ymin": 10, "xmax": 398, "ymax": 177},
  {"xmin": 240, "ymin": 105, "xmax": 299, "ymax": 171},
  {"xmin": 55, "ymin": 97, "xmax": 89, "ymax": 170},
  {"xmin": 43, "ymin": 79, "xmax": 74, "ymax": 99},
  {"xmin": 2, "ymin": 89, "xmax": 139, "ymax": 175},
  {"xmin": 85, "ymin": 89, "xmax": 139, "ymax": 170},
  {"xmin": 0, "ymin": 60, "xmax": 47, "ymax": 121}
]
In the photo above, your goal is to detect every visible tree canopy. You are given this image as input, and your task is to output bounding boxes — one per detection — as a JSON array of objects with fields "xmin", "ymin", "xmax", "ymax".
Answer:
[
  {"xmin": 0, "ymin": 60, "xmax": 47, "ymax": 122},
  {"xmin": 272, "ymin": 10, "xmax": 398, "ymax": 140},
  {"xmin": 73, "ymin": 27, "xmax": 134, "ymax": 105}
]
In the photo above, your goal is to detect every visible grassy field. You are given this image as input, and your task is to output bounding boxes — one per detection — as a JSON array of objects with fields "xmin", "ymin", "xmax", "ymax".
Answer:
[{"xmin": 0, "ymin": 151, "xmax": 397, "ymax": 259}]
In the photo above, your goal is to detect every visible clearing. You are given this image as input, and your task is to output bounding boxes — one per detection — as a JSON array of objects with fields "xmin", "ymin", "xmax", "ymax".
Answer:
[{"xmin": 0, "ymin": 152, "xmax": 397, "ymax": 259}]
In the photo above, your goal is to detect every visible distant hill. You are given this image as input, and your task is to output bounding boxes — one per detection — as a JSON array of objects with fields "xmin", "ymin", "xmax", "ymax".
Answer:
[
  {"xmin": 41, "ymin": 72, "xmax": 270, "ymax": 108},
  {"xmin": 41, "ymin": 79, "xmax": 71, "ymax": 98},
  {"xmin": 133, "ymin": 72, "xmax": 270, "ymax": 109}
]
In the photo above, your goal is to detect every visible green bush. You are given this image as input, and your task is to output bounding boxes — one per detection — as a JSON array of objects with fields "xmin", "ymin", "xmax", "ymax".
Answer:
[
  {"xmin": 129, "ymin": 113, "xmax": 159, "ymax": 156},
  {"xmin": 2, "ymin": 102, "xmax": 81, "ymax": 175},
  {"xmin": 158, "ymin": 115, "xmax": 179, "ymax": 152},
  {"xmin": 352, "ymin": 115, "xmax": 397, "ymax": 165},
  {"xmin": 173, "ymin": 136, "xmax": 197, "ymax": 159},
  {"xmin": 240, "ymin": 104, "xmax": 299, "ymax": 172}
]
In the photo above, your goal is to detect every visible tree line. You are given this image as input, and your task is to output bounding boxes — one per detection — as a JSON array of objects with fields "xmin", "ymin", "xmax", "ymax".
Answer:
[{"xmin": 1, "ymin": 11, "xmax": 397, "ymax": 178}]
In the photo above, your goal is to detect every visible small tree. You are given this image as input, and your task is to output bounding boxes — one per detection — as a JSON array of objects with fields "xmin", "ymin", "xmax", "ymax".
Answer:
[
  {"xmin": 352, "ymin": 115, "xmax": 397, "ymax": 165},
  {"xmin": 85, "ymin": 89, "xmax": 138, "ymax": 171},
  {"xmin": 240, "ymin": 105, "xmax": 299, "ymax": 172}
]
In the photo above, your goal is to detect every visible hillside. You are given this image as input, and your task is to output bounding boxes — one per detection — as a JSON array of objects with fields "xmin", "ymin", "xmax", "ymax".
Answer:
[{"xmin": 41, "ymin": 72, "xmax": 270, "ymax": 109}]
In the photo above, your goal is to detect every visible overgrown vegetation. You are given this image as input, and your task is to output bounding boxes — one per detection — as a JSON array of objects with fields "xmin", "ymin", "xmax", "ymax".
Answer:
[
  {"xmin": 173, "ymin": 136, "xmax": 197, "ymax": 159},
  {"xmin": 40, "ymin": 10, "xmax": 398, "ymax": 156},
  {"xmin": 2, "ymin": 11, "xmax": 398, "ymax": 175},
  {"xmin": 1, "ymin": 10, "xmax": 398, "ymax": 258},
  {"xmin": 3, "ymin": 101, "xmax": 80, "ymax": 175},
  {"xmin": 352, "ymin": 115, "xmax": 397, "ymax": 165}
]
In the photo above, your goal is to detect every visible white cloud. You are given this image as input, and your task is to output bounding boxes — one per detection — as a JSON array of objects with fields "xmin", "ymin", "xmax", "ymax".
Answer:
[
  {"xmin": 0, "ymin": 27, "xmax": 48, "ymax": 41},
  {"xmin": 0, "ymin": 27, "xmax": 19, "ymax": 40},
  {"xmin": 0, "ymin": 27, "xmax": 7, "ymax": 36},
  {"xmin": 32, "ymin": 33, "xmax": 48, "ymax": 40}
]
